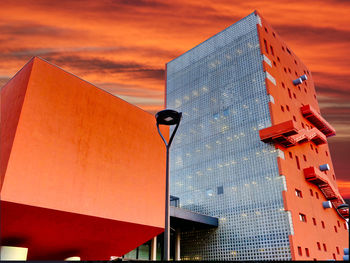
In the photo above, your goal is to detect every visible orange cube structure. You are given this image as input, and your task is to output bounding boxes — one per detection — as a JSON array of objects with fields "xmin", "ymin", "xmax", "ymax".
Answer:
[{"xmin": 0, "ymin": 57, "xmax": 166, "ymax": 260}]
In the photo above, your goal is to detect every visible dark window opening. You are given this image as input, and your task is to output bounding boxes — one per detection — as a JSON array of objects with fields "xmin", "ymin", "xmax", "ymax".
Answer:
[
  {"xmin": 310, "ymin": 189, "xmax": 313, "ymax": 196},
  {"xmin": 298, "ymin": 246, "xmax": 302, "ymax": 256},
  {"xmin": 323, "ymin": 243, "xmax": 327, "ymax": 252},
  {"xmin": 277, "ymin": 56, "xmax": 280, "ymax": 62},
  {"xmin": 281, "ymin": 105, "xmax": 285, "ymax": 112},
  {"xmin": 289, "ymin": 152, "xmax": 293, "ymax": 159},
  {"xmin": 312, "ymin": 218, "xmax": 316, "ymax": 225},
  {"xmin": 305, "ymin": 248, "xmax": 310, "ymax": 257},
  {"xmin": 336, "ymin": 246, "xmax": 340, "ymax": 254},
  {"xmin": 296, "ymin": 156, "xmax": 300, "ymax": 170},
  {"xmin": 317, "ymin": 242, "xmax": 321, "ymax": 250},
  {"xmin": 334, "ymin": 226, "xmax": 337, "ymax": 233},
  {"xmin": 288, "ymin": 88, "xmax": 292, "ymax": 99},
  {"xmin": 270, "ymin": 45, "xmax": 274, "ymax": 56},
  {"xmin": 295, "ymin": 189, "xmax": 302, "ymax": 198},
  {"xmin": 303, "ymin": 155, "xmax": 307, "ymax": 161},
  {"xmin": 286, "ymin": 47, "xmax": 291, "ymax": 54},
  {"xmin": 264, "ymin": 39, "xmax": 269, "ymax": 54},
  {"xmin": 217, "ymin": 186, "xmax": 224, "ymax": 195},
  {"xmin": 293, "ymin": 115, "xmax": 297, "ymax": 121},
  {"xmin": 315, "ymin": 192, "xmax": 319, "ymax": 199},
  {"xmin": 321, "ymin": 221, "xmax": 325, "ymax": 228},
  {"xmin": 299, "ymin": 213, "xmax": 307, "ymax": 222}
]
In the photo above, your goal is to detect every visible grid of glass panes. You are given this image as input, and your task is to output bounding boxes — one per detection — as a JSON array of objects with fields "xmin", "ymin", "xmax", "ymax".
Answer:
[{"xmin": 167, "ymin": 13, "xmax": 293, "ymax": 260}]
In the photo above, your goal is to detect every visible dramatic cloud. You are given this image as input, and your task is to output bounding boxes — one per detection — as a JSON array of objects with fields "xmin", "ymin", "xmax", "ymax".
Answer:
[{"xmin": 0, "ymin": 0, "xmax": 349, "ymax": 197}]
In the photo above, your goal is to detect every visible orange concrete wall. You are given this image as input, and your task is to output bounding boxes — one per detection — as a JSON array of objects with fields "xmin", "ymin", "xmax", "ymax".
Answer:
[
  {"xmin": 1, "ymin": 57, "xmax": 167, "ymax": 229},
  {"xmin": 0, "ymin": 60, "xmax": 33, "ymax": 190},
  {"xmin": 256, "ymin": 12, "xmax": 348, "ymax": 261}
]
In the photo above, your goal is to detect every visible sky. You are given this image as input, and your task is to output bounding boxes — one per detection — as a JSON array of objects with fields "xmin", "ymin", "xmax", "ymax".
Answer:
[{"xmin": 0, "ymin": 0, "xmax": 349, "ymax": 198}]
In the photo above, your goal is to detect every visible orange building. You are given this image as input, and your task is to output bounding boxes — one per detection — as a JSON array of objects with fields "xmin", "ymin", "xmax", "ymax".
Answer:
[{"xmin": 0, "ymin": 57, "xmax": 167, "ymax": 260}]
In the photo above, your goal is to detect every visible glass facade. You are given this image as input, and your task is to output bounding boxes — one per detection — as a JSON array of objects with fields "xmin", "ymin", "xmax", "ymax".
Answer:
[{"xmin": 166, "ymin": 12, "xmax": 293, "ymax": 260}]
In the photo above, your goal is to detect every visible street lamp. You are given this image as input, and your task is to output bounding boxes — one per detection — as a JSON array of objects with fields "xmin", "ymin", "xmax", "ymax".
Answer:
[{"xmin": 155, "ymin": 109, "xmax": 182, "ymax": 261}]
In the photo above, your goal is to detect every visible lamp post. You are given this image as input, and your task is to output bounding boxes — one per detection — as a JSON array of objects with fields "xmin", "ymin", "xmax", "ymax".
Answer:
[{"xmin": 155, "ymin": 109, "xmax": 182, "ymax": 261}]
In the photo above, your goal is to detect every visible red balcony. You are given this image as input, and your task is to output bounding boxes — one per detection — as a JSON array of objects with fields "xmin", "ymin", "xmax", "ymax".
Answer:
[
  {"xmin": 259, "ymin": 120, "xmax": 326, "ymax": 148},
  {"xmin": 304, "ymin": 167, "xmax": 346, "ymax": 215},
  {"xmin": 301, "ymin": 105, "xmax": 336, "ymax": 137}
]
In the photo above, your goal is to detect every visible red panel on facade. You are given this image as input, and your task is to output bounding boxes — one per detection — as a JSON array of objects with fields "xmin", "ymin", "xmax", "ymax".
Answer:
[
  {"xmin": 259, "ymin": 120, "xmax": 298, "ymax": 142},
  {"xmin": 0, "ymin": 57, "xmax": 167, "ymax": 259},
  {"xmin": 301, "ymin": 105, "xmax": 336, "ymax": 137}
]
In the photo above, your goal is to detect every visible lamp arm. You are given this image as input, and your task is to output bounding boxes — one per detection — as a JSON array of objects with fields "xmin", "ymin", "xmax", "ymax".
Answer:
[
  {"xmin": 168, "ymin": 115, "xmax": 182, "ymax": 148},
  {"xmin": 157, "ymin": 123, "xmax": 168, "ymax": 147}
]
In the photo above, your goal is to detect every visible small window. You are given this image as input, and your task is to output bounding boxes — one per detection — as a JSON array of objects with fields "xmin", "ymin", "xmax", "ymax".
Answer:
[
  {"xmin": 295, "ymin": 71, "xmax": 298, "ymax": 77},
  {"xmin": 312, "ymin": 218, "xmax": 316, "ymax": 225},
  {"xmin": 310, "ymin": 144, "xmax": 314, "ymax": 150},
  {"xmin": 264, "ymin": 39, "xmax": 269, "ymax": 54},
  {"xmin": 288, "ymin": 88, "xmax": 292, "ymax": 99},
  {"xmin": 345, "ymin": 223, "xmax": 347, "ymax": 230},
  {"xmin": 284, "ymin": 67, "xmax": 287, "ymax": 73},
  {"xmin": 302, "ymin": 123, "xmax": 305, "ymax": 128},
  {"xmin": 265, "ymin": 27, "xmax": 268, "ymax": 33},
  {"xmin": 296, "ymin": 156, "xmax": 300, "ymax": 170},
  {"xmin": 293, "ymin": 93, "xmax": 297, "ymax": 99},
  {"xmin": 315, "ymin": 148, "xmax": 318, "ymax": 154},
  {"xmin": 298, "ymin": 246, "xmax": 302, "ymax": 256},
  {"xmin": 289, "ymin": 152, "xmax": 293, "ymax": 159},
  {"xmin": 295, "ymin": 189, "xmax": 303, "ymax": 198},
  {"xmin": 286, "ymin": 105, "xmax": 290, "ymax": 111},
  {"xmin": 333, "ymin": 174, "xmax": 336, "ymax": 180},
  {"xmin": 310, "ymin": 189, "xmax": 313, "ymax": 196},
  {"xmin": 294, "ymin": 59, "xmax": 298, "ymax": 65},
  {"xmin": 336, "ymin": 246, "xmax": 340, "ymax": 254},
  {"xmin": 321, "ymin": 221, "xmax": 325, "ymax": 228},
  {"xmin": 303, "ymin": 155, "xmax": 307, "ymax": 161},
  {"xmin": 270, "ymin": 45, "xmax": 274, "ymax": 56},
  {"xmin": 299, "ymin": 213, "xmax": 307, "ymax": 222},
  {"xmin": 286, "ymin": 48, "xmax": 291, "ymax": 54},
  {"xmin": 281, "ymin": 82, "xmax": 285, "ymax": 88},
  {"xmin": 288, "ymin": 68, "xmax": 291, "ymax": 73},
  {"xmin": 315, "ymin": 192, "xmax": 319, "ymax": 199},
  {"xmin": 277, "ymin": 56, "xmax": 280, "ymax": 62},
  {"xmin": 334, "ymin": 226, "xmax": 337, "ymax": 233},
  {"xmin": 282, "ymin": 46, "xmax": 285, "ymax": 52},
  {"xmin": 304, "ymin": 88, "xmax": 307, "ymax": 93},
  {"xmin": 305, "ymin": 248, "xmax": 310, "ymax": 257},
  {"xmin": 337, "ymin": 221, "xmax": 341, "ymax": 227},
  {"xmin": 333, "ymin": 253, "xmax": 336, "ymax": 260},
  {"xmin": 281, "ymin": 105, "xmax": 285, "ymax": 112},
  {"xmin": 273, "ymin": 61, "xmax": 276, "ymax": 66},
  {"xmin": 217, "ymin": 186, "xmax": 224, "ymax": 195},
  {"xmin": 323, "ymin": 243, "xmax": 327, "ymax": 251},
  {"xmin": 317, "ymin": 242, "xmax": 321, "ymax": 250},
  {"xmin": 273, "ymin": 32, "xmax": 276, "ymax": 38},
  {"xmin": 325, "ymin": 151, "xmax": 328, "ymax": 157},
  {"xmin": 293, "ymin": 116, "xmax": 297, "ymax": 121}
]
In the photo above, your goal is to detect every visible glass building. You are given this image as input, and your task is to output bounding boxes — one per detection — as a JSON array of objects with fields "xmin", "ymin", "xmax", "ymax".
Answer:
[
  {"xmin": 166, "ymin": 12, "xmax": 292, "ymax": 260},
  {"xmin": 166, "ymin": 11, "xmax": 348, "ymax": 260}
]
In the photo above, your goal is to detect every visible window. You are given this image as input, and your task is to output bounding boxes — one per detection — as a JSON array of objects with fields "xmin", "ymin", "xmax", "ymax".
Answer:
[
  {"xmin": 294, "ymin": 59, "xmax": 298, "ymax": 65},
  {"xmin": 325, "ymin": 151, "xmax": 328, "ymax": 157},
  {"xmin": 273, "ymin": 32, "xmax": 276, "ymax": 38},
  {"xmin": 296, "ymin": 156, "xmax": 300, "ymax": 170},
  {"xmin": 217, "ymin": 186, "xmax": 224, "ymax": 195},
  {"xmin": 270, "ymin": 45, "xmax": 274, "ymax": 56},
  {"xmin": 310, "ymin": 189, "xmax": 313, "ymax": 196},
  {"xmin": 317, "ymin": 242, "xmax": 321, "ymax": 250},
  {"xmin": 289, "ymin": 152, "xmax": 293, "ymax": 159},
  {"xmin": 333, "ymin": 253, "xmax": 336, "ymax": 260},
  {"xmin": 282, "ymin": 46, "xmax": 285, "ymax": 52},
  {"xmin": 286, "ymin": 47, "xmax": 291, "ymax": 54},
  {"xmin": 345, "ymin": 223, "xmax": 348, "ymax": 230},
  {"xmin": 298, "ymin": 246, "xmax": 302, "ymax": 256},
  {"xmin": 304, "ymin": 88, "xmax": 307, "ymax": 93},
  {"xmin": 333, "ymin": 174, "xmax": 335, "ymax": 180},
  {"xmin": 310, "ymin": 144, "xmax": 314, "ymax": 150},
  {"xmin": 293, "ymin": 115, "xmax": 297, "ymax": 121},
  {"xmin": 295, "ymin": 189, "xmax": 302, "ymax": 198},
  {"xmin": 284, "ymin": 67, "xmax": 287, "ymax": 73},
  {"xmin": 305, "ymin": 248, "xmax": 310, "ymax": 257},
  {"xmin": 264, "ymin": 39, "xmax": 269, "ymax": 54},
  {"xmin": 303, "ymin": 155, "xmax": 307, "ymax": 161},
  {"xmin": 265, "ymin": 27, "xmax": 268, "ymax": 33},
  {"xmin": 323, "ymin": 243, "xmax": 327, "ymax": 251},
  {"xmin": 286, "ymin": 105, "xmax": 290, "ymax": 111},
  {"xmin": 299, "ymin": 213, "xmax": 307, "ymax": 222},
  {"xmin": 277, "ymin": 56, "xmax": 280, "ymax": 62},
  {"xmin": 302, "ymin": 122, "xmax": 305, "ymax": 128},
  {"xmin": 312, "ymin": 218, "xmax": 316, "ymax": 225},
  {"xmin": 336, "ymin": 246, "xmax": 340, "ymax": 254},
  {"xmin": 273, "ymin": 61, "xmax": 276, "ymax": 66},
  {"xmin": 334, "ymin": 226, "xmax": 337, "ymax": 233},
  {"xmin": 281, "ymin": 105, "xmax": 285, "ymax": 112},
  {"xmin": 281, "ymin": 82, "xmax": 285, "ymax": 88},
  {"xmin": 288, "ymin": 68, "xmax": 291, "ymax": 73},
  {"xmin": 321, "ymin": 221, "xmax": 325, "ymax": 228},
  {"xmin": 337, "ymin": 221, "xmax": 341, "ymax": 227},
  {"xmin": 293, "ymin": 93, "xmax": 297, "ymax": 99},
  {"xmin": 315, "ymin": 192, "xmax": 319, "ymax": 199},
  {"xmin": 315, "ymin": 148, "xmax": 318, "ymax": 154}
]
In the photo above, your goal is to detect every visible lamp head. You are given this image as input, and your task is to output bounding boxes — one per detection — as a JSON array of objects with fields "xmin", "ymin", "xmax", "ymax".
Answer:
[{"xmin": 156, "ymin": 109, "xmax": 182, "ymax": 126}]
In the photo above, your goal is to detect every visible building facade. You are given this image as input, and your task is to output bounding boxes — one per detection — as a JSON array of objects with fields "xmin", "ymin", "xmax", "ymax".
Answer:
[
  {"xmin": 0, "ymin": 57, "xmax": 166, "ymax": 260},
  {"xmin": 166, "ymin": 11, "xmax": 348, "ymax": 260}
]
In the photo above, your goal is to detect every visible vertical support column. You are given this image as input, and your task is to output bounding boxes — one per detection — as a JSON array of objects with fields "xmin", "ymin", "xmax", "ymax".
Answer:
[
  {"xmin": 0, "ymin": 246, "xmax": 28, "ymax": 260},
  {"xmin": 150, "ymin": 236, "xmax": 157, "ymax": 261},
  {"xmin": 175, "ymin": 228, "xmax": 181, "ymax": 261}
]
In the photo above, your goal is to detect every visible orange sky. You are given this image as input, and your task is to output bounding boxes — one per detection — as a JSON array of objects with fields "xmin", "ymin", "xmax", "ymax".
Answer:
[{"xmin": 0, "ymin": 0, "xmax": 349, "ymax": 198}]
